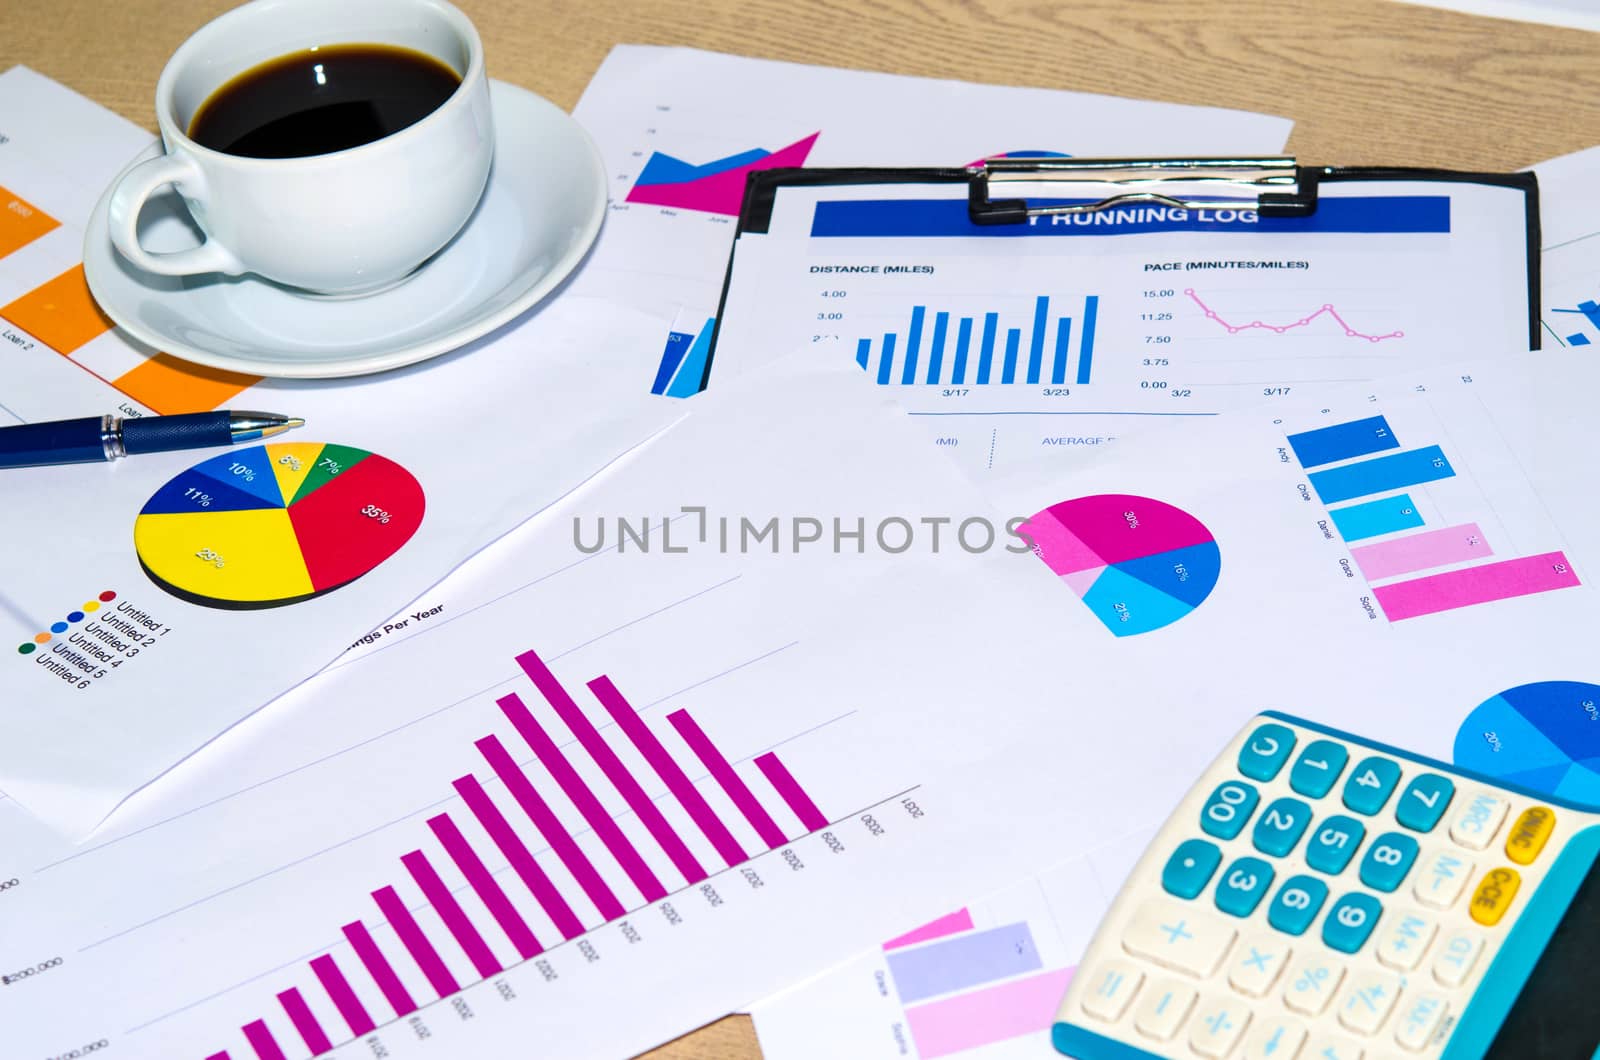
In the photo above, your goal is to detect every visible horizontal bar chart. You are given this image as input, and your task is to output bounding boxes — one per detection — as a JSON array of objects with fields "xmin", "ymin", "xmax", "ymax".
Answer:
[
  {"xmin": 206, "ymin": 644, "xmax": 830, "ymax": 1059},
  {"xmin": 906, "ymin": 966, "xmax": 1075, "ymax": 1058},
  {"xmin": 0, "ymin": 185, "xmax": 59, "ymax": 257},
  {"xmin": 1309, "ymin": 445, "xmax": 1455, "ymax": 505},
  {"xmin": 885, "ymin": 921, "xmax": 1043, "ymax": 1003},
  {"xmin": 1374, "ymin": 551, "xmax": 1581, "ymax": 621},
  {"xmin": 1351, "ymin": 522, "xmax": 1492, "ymax": 580},
  {"xmin": 854, "ymin": 294, "xmax": 1098, "ymax": 386},
  {"xmin": 1287, "ymin": 414, "xmax": 1399, "ymax": 468},
  {"xmin": 1329, "ymin": 494, "xmax": 1423, "ymax": 542}
]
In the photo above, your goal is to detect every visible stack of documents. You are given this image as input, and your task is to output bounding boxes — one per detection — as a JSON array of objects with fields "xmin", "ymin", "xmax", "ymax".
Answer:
[{"xmin": 0, "ymin": 41, "xmax": 1598, "ymax": 1060}]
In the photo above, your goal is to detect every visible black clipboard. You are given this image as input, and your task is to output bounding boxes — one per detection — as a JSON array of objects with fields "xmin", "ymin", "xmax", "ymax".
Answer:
[{"xmin": 698, "ymin": 158, "xmax": 1540, "ymax": 393}]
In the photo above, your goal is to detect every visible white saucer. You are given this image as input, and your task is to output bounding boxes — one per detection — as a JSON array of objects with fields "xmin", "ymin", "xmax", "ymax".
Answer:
[{"xmin": 83, "ymin": 81, "xmax": 607, "ymax": 378}]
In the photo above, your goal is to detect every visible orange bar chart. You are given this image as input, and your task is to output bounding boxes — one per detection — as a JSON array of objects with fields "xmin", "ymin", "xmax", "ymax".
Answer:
[
  {"xmin": 0, "ymin": 186, "xmax": 59, "ymax": 258},
  {"xmin": 0, "ymin": 263, "xmax": 261, "ymax": 413}
]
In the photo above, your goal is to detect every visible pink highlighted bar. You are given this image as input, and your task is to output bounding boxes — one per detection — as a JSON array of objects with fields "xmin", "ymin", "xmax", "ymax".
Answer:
[
  {"xmin": 428, "ymin": 813, "xmax": 542, "ymax": 959},
  {"xmin": 341, "ymin": 921, "xmax": 416, "ymax": 1017},
  {"xmin": 884, "ymin": 909, "xmax": 975, "ymax": 951},
  {"xmin": 517, "ymin": 650, "xmax": 706, "ymax": 884},
  {"xmin": 476, "ymin": 733, "xmax": 625, "ymax": 920},
  {"xmin": 498, "ymin": 692, "xmax": 667, "ymax": 902},
  {"xmin": 1352, "ymin": 522, "xmax": 1492, "ymax": 580},
  {"xmin": 1375, "ymin": 551, "xmax": 1580, "ymax": 621},
  {"xmin": 905, "ymin": 967, "xmax": 1075, "ymax": 1058},
  {"xmin": 668, "ymin": 709, "xmax": 788, "ymax": 848},
  {"xmin": 591, "ymin": 675, "xmax": 749, "ymax": 868},
  {"xmin": 754, "ymin": 752, "xmax": 828, "ymax": 832},
  {"xmin": 206, "ymin": 1052, "xmax": 232, "ymax": 1060},
  {"xmin": 309, "ymin": 954, "xmax": 375, "ymax": 1036},
  {"xmin": 1018, "ymin": 511, "xmax": 1103, "ymax": 576},
  {"xmin": 242, "ymin": 1020, "xmax": 287, "ymax": 1060},
  {"xmin": 402, "ymin": 850, "xmax": 503, "ymax": 979},
  {"xmin": 372, "ymin": 885, "xmax": 460, "ymax": 998},
  {"xmin": 454, "ymin": 774, "xmax": 585, "ymax": 939},
  {"xmin": 277, "ymin": 986, "xmax": 333, "ymax": 1055}
]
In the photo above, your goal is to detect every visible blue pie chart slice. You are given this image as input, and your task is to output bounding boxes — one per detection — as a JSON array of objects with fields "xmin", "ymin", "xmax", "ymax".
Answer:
[{"xmin": 1456, "ymin": 681, "xmax": 1600, "ymax": 807}]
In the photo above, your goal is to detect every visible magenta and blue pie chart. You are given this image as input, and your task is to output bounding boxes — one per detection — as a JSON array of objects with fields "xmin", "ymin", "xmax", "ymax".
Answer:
[
  {"xmin": 1455, "ymin": 681, "xmax": 1600, "ymax": 806},
  {"xmin": 1021, "ymin": 493, "xmax": 1220, "ymax": 636}
]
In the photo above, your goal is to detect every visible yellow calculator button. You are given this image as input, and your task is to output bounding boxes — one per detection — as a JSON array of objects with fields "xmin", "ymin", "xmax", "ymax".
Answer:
[
  {"xmin": 1504, "ymin": 806, "xmax": 1555, "ymax": 865},
  {"xmin": 1469, "ymin": 867, "xmax": 1521, "ymax": 925}
]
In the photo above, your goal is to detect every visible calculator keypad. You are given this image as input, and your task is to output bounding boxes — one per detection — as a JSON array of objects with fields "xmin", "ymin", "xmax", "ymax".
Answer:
[{"xmin": 1060, "ymin": 715, "xmax": 1580, "ymax": 1060}]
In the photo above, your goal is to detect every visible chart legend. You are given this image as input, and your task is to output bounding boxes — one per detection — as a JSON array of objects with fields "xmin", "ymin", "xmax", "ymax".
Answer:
[
  {"xmin": 132, "ymin": 443, "xmax": 425, "ymax": 609},
  {"xmin": 625, "ymin": 132, "xmax": 819, "ymax": 216},
  {"xmin": 1455, "ymin": 681, "xmax": 1600, "ymax": 806},
  {"xmin": 1021, "ymin": 494, "xmax": 1220, "ymax": 636}
]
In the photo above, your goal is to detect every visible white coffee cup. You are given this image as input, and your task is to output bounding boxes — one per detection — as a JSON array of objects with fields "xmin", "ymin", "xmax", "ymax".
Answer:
[{"xmin": 107, "ymin": 0, "xmax": 493, "ymax": 296}]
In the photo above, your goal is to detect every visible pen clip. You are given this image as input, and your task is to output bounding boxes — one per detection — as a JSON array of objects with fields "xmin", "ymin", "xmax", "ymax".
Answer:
[{"xmin": 966, "ymin": 157, "xmax": 1315, "ymax": 225}]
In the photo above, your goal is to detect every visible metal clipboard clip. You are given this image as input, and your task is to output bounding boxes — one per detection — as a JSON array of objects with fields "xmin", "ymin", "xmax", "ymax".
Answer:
[{"xmin": 966, "ymin": 157, "xmax": 1317, "ymax": 225}]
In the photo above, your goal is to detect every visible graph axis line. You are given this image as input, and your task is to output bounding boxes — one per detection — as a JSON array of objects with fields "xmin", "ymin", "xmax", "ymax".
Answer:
[{"xmin": 126, "ymin": 785, "xmax": 922, "ymax": 1043}]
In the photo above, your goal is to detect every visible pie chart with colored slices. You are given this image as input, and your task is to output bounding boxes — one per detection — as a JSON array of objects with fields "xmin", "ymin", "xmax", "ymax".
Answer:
[
  {"xmin": 1021, "ymin": 493, "xmax": 1220, "ymax": 636},
  {"xmin": 1455, "ymin": 682, "xmax": 1600, "ymax": 807},
  {"xmin": 133, "ymin": 442, "xmax": 425, "ymax": 609}
]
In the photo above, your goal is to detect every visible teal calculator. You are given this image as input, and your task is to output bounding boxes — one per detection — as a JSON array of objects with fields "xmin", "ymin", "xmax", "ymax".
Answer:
[{"xmin": 1051, "ymin": 712, "xmax": 1600, "ymax": 1060}]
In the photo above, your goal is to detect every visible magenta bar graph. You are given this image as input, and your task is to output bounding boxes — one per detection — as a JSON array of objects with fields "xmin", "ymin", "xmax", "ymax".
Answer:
[
  {"xmin": 277, "ymin": 987, "xmax": 333, "ymax": 1055},
  {"xmin": 476, "ymin": 732, "xmax": 626, "ymax": 920},
  {"xmin": 372, "ymin": 884, "xmax": 460, "ymax": 997},
  {"xmin": 670, "ymin": 708, "xmax": 789, "ymax": 848},
  {"xmin": 209, "ymin": 642, "xmax": 835, "ymax": 1060},
  {"xmin": 1351, "ymin": 522, "xmax": 1492, "ymax": 580},
  {"xmin": 307, "ymin": 955, "xmax": 373, "ymax": 1037},
  {"xmin": 1375, "ymin": 551, "xmax": 1580, "ymax": 620},
  {"xmin": 498, "ymin": 691, "xmax": 669, "ymax": 902},
  {"xmin": 428, "ymin": 813, "xmax": 543, "ymax": 959},
  {"xmin": 241, "ymin": 1020, "xmax": 286, "ymax": 1060},
  {"xmin": 756, "ymin": 752, "xmax": 829, "ymax": 831},
  {"xmin": 590, "ymin": 674, "xmax": 750, "ymax": 867},
  {"xmin": 341, "ymin": 921, "xmax": 415, "ymax": 1018},
  {"xmin": 452, "ymin": 774, "xmax": 586, "ymax": 940},
  {"xmin": 402, "ymin": 850, "xmax": 503, "ymax": 979},
  {"xmin": 517, "ymin": 649, "xmax": 707, "ymax": 884}
]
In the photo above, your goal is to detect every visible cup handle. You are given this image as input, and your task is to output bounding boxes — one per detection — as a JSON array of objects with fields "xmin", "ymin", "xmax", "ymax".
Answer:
[{"xmin": 106, "ymin": 152, "xmax": 244, "ymax": 277}]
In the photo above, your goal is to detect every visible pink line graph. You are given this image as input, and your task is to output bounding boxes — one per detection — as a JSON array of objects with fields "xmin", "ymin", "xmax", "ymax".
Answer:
[{"xmin": 1185, "ymin": 288, "xmax": 1403, "ymax": 342}]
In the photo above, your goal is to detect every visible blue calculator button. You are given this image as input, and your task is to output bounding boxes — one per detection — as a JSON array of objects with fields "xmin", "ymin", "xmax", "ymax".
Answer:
[
  {"xmin": 1306, "ymin": 815, "xmax": 1366, "ymax": 875},
  {"xmin": 1342, "ymin": 756, "xmax": 1402, "ymax": 815},
  {"xmin": 1288, "ymin": 739, "xmax": 1349, "ymax": 798},
  {"xmin": 1215, "ymin": 856, "xmax": 1276, "ymax": 917},
  {"xmin": 1267, "ymin": 874, "xmax": 1329, "ymax": 935},
  {"xmin": 1322, "ymin": 892, "xmax": 1383, "ymax": 953},
  {"xmin": 1358, "ymin": 832, "xmax": 1420, "ymax": 892},
  {"xmin": 1252, "ymin": 797, "xmax": 1314, "ymax": 857},
  {"xmin": 1200, "ymin": 780, "xmax": 1260, "ymax": 840},
  {"xmin": 1162, "ymin": 839, "xmax": 1223, "ymax": 899},
  {"xmin": 1395, "ymin": 774, "xmax": 1455, "ymax": 832},
  {"xmin": 1237, "ymin": 723, "xmax": 1297, "ymax": 781}
]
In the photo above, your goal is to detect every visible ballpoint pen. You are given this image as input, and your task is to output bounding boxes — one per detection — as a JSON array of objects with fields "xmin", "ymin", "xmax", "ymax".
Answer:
[{"xmin": 0, "ymin": 411, "xmax": 306, "ymax": 469}]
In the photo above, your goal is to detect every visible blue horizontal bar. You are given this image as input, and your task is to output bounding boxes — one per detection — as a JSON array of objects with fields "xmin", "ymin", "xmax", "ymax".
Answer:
[
  {"xmin": 1287, "ymin": 415, "xmax": 1400, "ymax": 468},
  {"xmin": 1329, "ymin": 494, "xmax": 1424, "ymax": 541},
  {"xmin": 1310, "ymin": 446, "xmax": 1455, "ymax": 505}
]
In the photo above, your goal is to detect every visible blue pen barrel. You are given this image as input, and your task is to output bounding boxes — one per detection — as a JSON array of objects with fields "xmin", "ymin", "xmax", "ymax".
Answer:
[
  {"xmin": 0, "ymin": 416, "xmax": 111, "ymax": 468},
  {"xmin": 122, "ymin": 413, "xmax": 233, "ymax": 454}
]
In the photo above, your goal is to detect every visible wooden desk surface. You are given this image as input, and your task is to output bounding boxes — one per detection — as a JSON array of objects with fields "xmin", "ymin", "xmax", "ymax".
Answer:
[{"xmin": 4, "ymin": 0, "xmax": 1595, "ymax": 1056}]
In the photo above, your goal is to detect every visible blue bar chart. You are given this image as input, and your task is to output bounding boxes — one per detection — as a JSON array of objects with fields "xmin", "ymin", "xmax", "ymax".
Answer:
[
  {"xmin": 853, "ymin": 294, "xmax": 1099, "ymax": 386},
  {"xmin": 1552, "ymin": 299, "xmax": 1600, "ymax": 347},
  {"xmin": 1288, "ymin": 414, "xmax": 1580, "ymax": 621}
]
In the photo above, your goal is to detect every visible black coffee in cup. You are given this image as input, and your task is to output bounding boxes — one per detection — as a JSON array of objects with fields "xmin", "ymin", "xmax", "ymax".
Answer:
[{"xmin": 188, "ymin": 44, "xmax": 461, "ymax": 159}]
